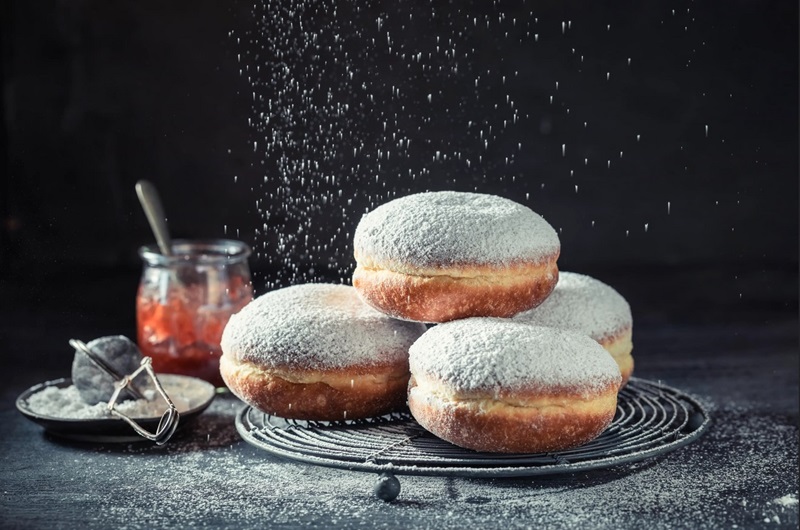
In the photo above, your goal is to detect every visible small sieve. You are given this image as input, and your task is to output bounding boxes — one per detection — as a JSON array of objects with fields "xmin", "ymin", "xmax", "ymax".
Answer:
[{"xmin": 69, "ymin": 339, "xmax": 180, "ymax": 444}]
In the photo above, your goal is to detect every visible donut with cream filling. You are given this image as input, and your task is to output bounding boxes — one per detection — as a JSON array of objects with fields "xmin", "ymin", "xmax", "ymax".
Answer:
[
  {"xmin": 408, "ymin": 318, "xmax": 622, "ymax": 453},
  {"xmin": 513, "ymin": 271, "xmax": 634, "ymax": 385},
  {"xmin": 352, "ymin": 191, "xmax": 560, "ymax": 323},
  {"xmin": 220, "ymin": 284, "xmax": 427, "ymax": 420}
]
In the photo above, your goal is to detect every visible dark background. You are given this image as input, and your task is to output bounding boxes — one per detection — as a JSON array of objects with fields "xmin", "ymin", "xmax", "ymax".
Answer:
[{"xmin": 1, "ymin": 1, "xmax": 798, "ymax": 370}]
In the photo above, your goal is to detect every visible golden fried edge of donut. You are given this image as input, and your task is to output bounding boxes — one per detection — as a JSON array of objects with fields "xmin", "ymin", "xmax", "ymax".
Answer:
[
  {"xmin": 352, "ymin": 255, "xmax": 559, "ymax": 323},
  {"xmin": 599, "ymin": 327, "xmax": 634, "ymax": 387},
  {"xmin": 408, "ymin": 374, "xmax": 620, "ymax": 453},
  {"xmin": 220, "ymin": 353, "xmax": 410, "ymax": 421}
]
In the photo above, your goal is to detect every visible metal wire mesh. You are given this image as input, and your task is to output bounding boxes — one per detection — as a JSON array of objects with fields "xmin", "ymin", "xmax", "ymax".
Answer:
[{"xmin": 235, "ymin": 377, "xmax": 710, "ymax": 477}]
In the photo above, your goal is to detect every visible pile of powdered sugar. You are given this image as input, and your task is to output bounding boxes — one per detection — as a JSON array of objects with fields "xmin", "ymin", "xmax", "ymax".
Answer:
[
  {"xmin": 409, "ymin": 318, "xmax": 621, "ymax": 394},
  {"xmin": 221, "ymin": 283, "xmax": 427, "ymax": 369},
  {"xmin": 773, "ymin": 494, "xmax": 799, "ymax": 507},
  {"xmin": 353, "ymin": 191, "xmax": 560, "ymax": 268},
  {"xmin": 514, "ymin": 271, "xmax": 632, "ymax": 341},
  {"xmin": 22, "ymin": 376, "xmax": 211, "ymax": 419}
]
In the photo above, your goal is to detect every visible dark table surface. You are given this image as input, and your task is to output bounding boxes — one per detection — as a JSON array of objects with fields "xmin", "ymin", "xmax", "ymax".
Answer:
[{"xmin": 1, "ymin": 268, "xmax": 798, "ymax": 529}]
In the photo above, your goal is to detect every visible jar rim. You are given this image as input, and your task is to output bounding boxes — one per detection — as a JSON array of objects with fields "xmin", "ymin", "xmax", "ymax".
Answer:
[{"xmin": 138, "ymin": 238, "xmax": 252, "ymax": 266}]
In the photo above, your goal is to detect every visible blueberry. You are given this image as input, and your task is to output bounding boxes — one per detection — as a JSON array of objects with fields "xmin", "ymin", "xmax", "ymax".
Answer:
[
  {"xmin": 373, "ymin": 471, "xmax": 401, "ymax": 502},
  {"xmin": 71, "ymin": 336, "xmax": 148, "ymax": 405}
]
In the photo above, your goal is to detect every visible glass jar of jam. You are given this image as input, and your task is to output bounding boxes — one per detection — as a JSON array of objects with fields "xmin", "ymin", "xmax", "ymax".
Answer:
[{"xmin": 136, "ymin": 239, "xmax": 253, "ymax": 387}]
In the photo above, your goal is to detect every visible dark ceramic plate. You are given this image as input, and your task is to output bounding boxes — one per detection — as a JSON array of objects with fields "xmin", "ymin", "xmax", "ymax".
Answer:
[{"xmin": 16, "ymin": 375, "xmax": 216, "ymax": 442}]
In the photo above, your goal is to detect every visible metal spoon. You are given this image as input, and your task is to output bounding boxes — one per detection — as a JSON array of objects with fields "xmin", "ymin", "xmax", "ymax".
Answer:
[
  {"xmin": 135, "ymin": 180, "xmax": 173, "ymax": 257},
  {"xmin": 136, "ymin": 179, "xmax": 180, "ymax": 301},
  {"xmin": 134, "ymin": 180, "xmax": 224, "ymax": 304}
]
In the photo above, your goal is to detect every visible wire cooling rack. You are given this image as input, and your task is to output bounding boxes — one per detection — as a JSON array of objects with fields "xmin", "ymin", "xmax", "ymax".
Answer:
[{"xmin": 235, "ymin": 378, "xmax": 710, "ymax": 478}]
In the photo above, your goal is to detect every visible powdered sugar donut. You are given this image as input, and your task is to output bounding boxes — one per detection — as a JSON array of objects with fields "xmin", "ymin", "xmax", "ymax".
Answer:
[
  {"xmin": 408, "ymin": 318, "xmax": 621, "ymax": 453},
  {"xmin": 220, "ymin": 284, "xmax": 427, "ymax": 420},
  {"xmin": 513, "ymin": 272, "xmax": 634, "ymax": 385},
  {"xmin": 353, "ymin": 191, "xmax": 560, "ymax": 323}
]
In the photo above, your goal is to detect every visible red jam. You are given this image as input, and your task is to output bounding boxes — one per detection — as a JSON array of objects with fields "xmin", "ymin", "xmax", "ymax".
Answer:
[{"xmin": 136, "ymin": 240, "xmax": 253, "ymax": 387}]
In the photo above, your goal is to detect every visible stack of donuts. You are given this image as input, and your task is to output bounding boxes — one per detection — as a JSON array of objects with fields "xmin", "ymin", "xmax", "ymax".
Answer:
[{"xmin": 220, "ymin": 191, "xmax": 634, "ymax": 453}]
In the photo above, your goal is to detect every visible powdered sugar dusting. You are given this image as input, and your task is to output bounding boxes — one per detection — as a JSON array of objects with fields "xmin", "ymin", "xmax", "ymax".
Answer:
[
  {"xmin": 774, "ymin": 494, "xmax": 799, "ymax": 507},
  {"xmin": 354, "ymin": 191, "xmax": 560, "ymax": 268},
  {"xmin": 409, "ymin": 318, "xmax": 620, "ymax": 394},
  {"xmin": 64, "ymin": 395, "xmax": 796, "ymax": 529},
  {"xmin": 221, "ymin": 284, "xmax": 427, "ymax": 369},
  {"xmin": 513, "ymin": 272, "xmax": 632, "ymax": 341},
  {"xmin": 23, "ymin": 383, "xmax": 201, "ymax": 420}
]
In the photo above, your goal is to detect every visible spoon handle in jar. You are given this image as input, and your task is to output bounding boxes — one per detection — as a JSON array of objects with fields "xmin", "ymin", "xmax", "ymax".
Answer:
[{"xmin": 136, "ymin": 180, "xmax": 173, "ymax": 256}]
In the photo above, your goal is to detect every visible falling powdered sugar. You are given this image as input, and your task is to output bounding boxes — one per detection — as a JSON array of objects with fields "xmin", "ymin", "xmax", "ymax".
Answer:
[
  {"xmin": 409, "ymin": 318, "xmax": 620, "ymax": 395},
  {"xmin": 221, "ymin": 283, "xmax": 427, "ymax": 369},
  {"xmin": 514, "ymin": 271, "xmax": 632, "ymax": 341},
  {"xmin": 353, "ymin": 191, "xmax": 560, "ymax": 268}
]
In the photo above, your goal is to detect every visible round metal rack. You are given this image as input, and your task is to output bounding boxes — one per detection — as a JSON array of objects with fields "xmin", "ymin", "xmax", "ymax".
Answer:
[{"xmin": 236, "ymin": 378, "xmax": 710, "ymax": 478}]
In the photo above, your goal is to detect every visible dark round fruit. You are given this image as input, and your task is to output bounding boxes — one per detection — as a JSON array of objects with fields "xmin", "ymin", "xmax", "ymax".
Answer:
[
  {"xmin": 71, "ymin": 336, "xmax": 147, "ymax": 405},
  {"xmin": 373, "ymin": 471, "xmax": 401, "ymax": 502}
]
